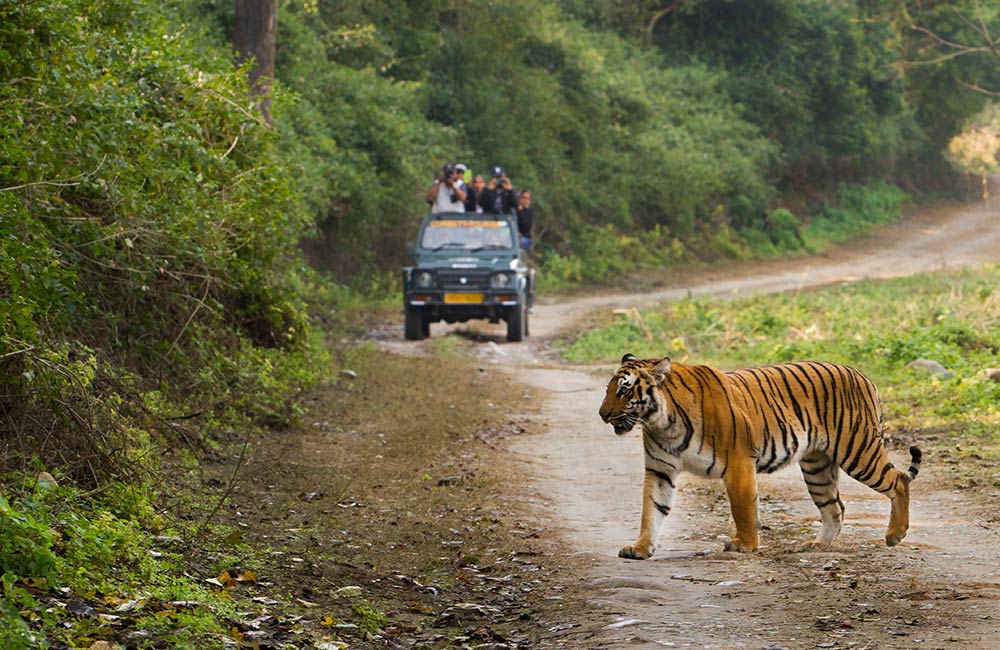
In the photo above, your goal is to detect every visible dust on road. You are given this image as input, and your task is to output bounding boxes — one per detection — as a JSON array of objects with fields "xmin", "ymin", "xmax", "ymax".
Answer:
[{"xmin": 468, "ymin": 201, "xmax": 1000, "ymax": 648}]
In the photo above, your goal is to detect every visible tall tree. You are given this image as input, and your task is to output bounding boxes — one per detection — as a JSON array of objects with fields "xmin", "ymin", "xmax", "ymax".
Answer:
[{"xmin": 234, "ymin": 0, "xmax": 277, "ymax": 123}]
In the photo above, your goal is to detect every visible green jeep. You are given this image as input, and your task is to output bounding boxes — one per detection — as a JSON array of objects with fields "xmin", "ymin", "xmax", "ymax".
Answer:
[{"xmin": 402, "ymin": 211, "xmax": 536, "ymax": 342}]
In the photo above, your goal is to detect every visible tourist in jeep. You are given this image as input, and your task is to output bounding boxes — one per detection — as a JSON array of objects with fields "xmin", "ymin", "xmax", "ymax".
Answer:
[
  {"xmin": 426, "ymin": 163, "xmax": 466, "ymax": 213},
  {"xmin": 478, "ymin": 166, "xmax": 516, "ymax": 214}
]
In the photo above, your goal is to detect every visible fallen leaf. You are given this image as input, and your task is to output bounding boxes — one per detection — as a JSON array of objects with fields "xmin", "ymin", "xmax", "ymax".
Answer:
[
  {"xmin": 67, "ymin": 601, "xmax": 99, "ymax": 618},
  {"xmin": 548, "ymin": 623, "xmax": 576, "ymax": 633},
  {"xmin": 407, "ymin": 602, "xmax": 435, "ymax": 614},
  {"xmin": 217, "ymin": 571, "xmax": 236, "ymax": 589},
  {"xmin": 605, "ymin": 619, "xmax": 645, "ymax": 630},
  {"xmin": 333, "ymin": 585, "xmax": 363, "ymax": 597}
]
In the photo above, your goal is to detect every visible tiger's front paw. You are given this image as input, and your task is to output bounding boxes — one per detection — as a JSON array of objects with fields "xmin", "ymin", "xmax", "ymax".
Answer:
[
  {"xmin": 803, "ymin": 539, "xmax": 833, "ymax": 551},
  {"xmin": 722, "ymin": 538, "xmax": 757, "ymax": 553},
  {"xmin": 618, "ymin": 543, "xmax": 654, "ymax": 560},
  {"xmin": 885, "ymin": 530, "xmax": 906, "ymax": 547}
]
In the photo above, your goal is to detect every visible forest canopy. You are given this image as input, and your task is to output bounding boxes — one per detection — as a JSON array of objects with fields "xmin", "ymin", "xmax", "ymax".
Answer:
[{"xmin": 174, "ymin": 0, "xmax": 999, "ymax": 283}]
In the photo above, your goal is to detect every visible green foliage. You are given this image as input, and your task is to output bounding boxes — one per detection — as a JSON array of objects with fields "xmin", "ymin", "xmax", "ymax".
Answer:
[
  {"xmin": 1, "ymin": 573, "xmax": 44, "ymax": 650},
  {"xmin": 538, "ymin": 224, "xmax": 689, "ymax": 288},
  {"xmin": 1, "ymin": 0, "xmax": 322, "ymax": 482},
  {"xmin": 803, "ymin": 181, "xmax": 908, "ymax": 247},
  {"xmin": 883, "ymin": 1, "xmax": 1000, "ymax": 171},
  {"xmin": 575, "ymin": 1, "xmax": 921, "ymax": 183},
  {"xmin": 0, "ymin": 486, "xmax": 236, "ymax": 647},
  {"xmin": 352, "ymin": 601, "xmax": 388, "ymax": 637},
  {"xmin": 0, "ymin": 496, "xmax": 58, "ymax": 585}
]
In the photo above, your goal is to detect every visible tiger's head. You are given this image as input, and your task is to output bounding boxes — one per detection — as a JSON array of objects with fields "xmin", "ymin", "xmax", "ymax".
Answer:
[{"xmin": 599, "ymin": 353, "xmax": 672, "ymax": 435}]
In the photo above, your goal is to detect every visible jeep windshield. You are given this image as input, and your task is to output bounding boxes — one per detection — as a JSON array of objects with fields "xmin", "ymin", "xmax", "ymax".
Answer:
[{"xmin": 420, "ymin": 219, "xmax": 513, "ymax": 252}]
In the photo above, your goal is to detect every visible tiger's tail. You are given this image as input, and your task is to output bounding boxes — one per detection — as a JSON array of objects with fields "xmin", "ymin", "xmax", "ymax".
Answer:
[{"xmin": 903, "ymin": 445, "xmax": 922, "ymax": 484}]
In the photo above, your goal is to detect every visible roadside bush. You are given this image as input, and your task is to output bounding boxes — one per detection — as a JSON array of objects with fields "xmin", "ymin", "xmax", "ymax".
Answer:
[
  {"xmin": 0, "ymin": 0, "xmax": 320, "ymax": 483},
  {"xmin": 538, "ymin": 223, "xmax": 689, "ymax": 288}
]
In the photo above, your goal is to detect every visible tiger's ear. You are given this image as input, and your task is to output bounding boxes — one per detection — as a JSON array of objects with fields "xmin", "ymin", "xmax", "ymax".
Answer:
[
  {"xmin": 621, "ymin": 353, "xmax": 638, "ymax": 364},
  {"xmin": 651, "ymin": 357, "xmax": 671, "ymax": 383}
]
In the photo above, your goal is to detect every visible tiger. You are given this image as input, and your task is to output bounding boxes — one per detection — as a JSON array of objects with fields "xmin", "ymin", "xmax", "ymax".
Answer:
[{"xmin": 598, "ymin": 354, "xmax": 922, "ymax": 559}]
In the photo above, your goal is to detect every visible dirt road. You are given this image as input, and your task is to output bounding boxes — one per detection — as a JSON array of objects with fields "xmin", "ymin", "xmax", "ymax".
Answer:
[{"xmin": 466, "ymin": 201, "xmax": 1000, "ymax": 649}]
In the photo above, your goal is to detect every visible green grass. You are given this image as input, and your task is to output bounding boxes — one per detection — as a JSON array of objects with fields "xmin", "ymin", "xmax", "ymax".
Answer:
[
  {"xmin": 563, "ymin": 264, "xmax": 1000, "ymax": 443},
  {"xmin": 1, "ymin": 484, "xmax": 239, "ymax": 649}
]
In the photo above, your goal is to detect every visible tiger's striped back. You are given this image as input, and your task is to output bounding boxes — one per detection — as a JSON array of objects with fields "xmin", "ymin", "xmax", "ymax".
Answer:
[{"xmin": 727, "ymin": 362, "xmax": 888, "ymax": 478}]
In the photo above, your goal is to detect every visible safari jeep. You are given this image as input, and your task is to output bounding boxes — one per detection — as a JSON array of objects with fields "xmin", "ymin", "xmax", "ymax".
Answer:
[{"xmin": 402, "ymin": 211, "xmax": 535, "ymax": 342}]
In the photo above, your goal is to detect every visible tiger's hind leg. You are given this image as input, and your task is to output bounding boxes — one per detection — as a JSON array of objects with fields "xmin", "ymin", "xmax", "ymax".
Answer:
[
  {"xmin": 843, "ymin": 445, "xmax": 921, "ymax": 547},
  {"xmin": 885, "ymin": 475, "xmax": 910, "ymax": 547},
  {"xmin": 799, "ymin": 452, "xmax": 844, "ymax": 549}
]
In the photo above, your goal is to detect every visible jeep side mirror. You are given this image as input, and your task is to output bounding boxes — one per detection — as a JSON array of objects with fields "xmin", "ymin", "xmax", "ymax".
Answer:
[{"xmin": 406, "ymin": 243, "xmax": 416, "ymax": 257}]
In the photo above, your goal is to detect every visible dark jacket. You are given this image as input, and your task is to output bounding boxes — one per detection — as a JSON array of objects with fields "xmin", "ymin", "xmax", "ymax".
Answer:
[
  {"xmin": 478, "ymin": 188, "xmax": 517, "ymax": 215},
  {"xmin": 464, "ymin": 187, "xmax": 481, "ymax": 212},
  {"xmin": 515, "ymin": 205, "xmax": 533, "ymax": 238}
]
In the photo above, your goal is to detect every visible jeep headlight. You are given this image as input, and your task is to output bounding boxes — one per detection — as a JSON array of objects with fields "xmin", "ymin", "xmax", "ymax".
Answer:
[
  {"xmin": 415, "ymin": 271, "xmax": 435, "ymax": 288},
  {"xmin": 490, "ymin": 272, "xmax": 513, "ymax": 289}
]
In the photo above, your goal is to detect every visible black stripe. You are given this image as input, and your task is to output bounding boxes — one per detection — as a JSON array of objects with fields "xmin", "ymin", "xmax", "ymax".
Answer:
[
  {"xmin": 801, "ymin": 459, "xmax": 833, "ymax": 475},
  {"xmin": 646, "ymin": 468, "xmax": 676, "ymax": 488},
  {"xmin": 773, "ymin": 365, "xmax": 810, "ymax": 433}
]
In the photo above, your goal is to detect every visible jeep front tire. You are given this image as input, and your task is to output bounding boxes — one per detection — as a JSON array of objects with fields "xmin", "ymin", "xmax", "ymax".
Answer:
[
  {"xmin": 506, "ymin": 305, "xmax": 524, "ymax": 342},
  {"xmin": 404, "ymin": 308, "xmax": 425, "ymax": 340}
]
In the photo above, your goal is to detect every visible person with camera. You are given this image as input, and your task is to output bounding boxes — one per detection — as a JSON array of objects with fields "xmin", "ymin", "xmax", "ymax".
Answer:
[
  {"xmin": 464, "ymin": 174, "xmax": 486, "ymax": 213},
  {"xmin": 478, "ymin": 166, "xmax": 517, "ymax": 215},
  {"xmin": 426, "ymin": 163, "xmax": 467, "ymax": 213},
  {"xmin": 454, "ymin": 163, "xmax": 469, "ymax": 195}
]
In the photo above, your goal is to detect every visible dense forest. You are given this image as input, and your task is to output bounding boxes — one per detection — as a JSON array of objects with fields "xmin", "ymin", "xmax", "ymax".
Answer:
[
  {"xmin": 2, "ymin": 0, "xmax": 1000, "ymax": 646},
  {"xmin": 206, "ymin": 0, "xmax": 998, "ymax": 281}
]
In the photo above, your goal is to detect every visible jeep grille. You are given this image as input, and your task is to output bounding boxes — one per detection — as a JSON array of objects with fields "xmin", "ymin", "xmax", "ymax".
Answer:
[{"xmin": 436, "ymin": 269, "xmax": 491, "ymax": 290}]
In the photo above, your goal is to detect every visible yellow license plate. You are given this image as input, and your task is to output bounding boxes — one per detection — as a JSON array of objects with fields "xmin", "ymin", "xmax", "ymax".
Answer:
[{"xmin": 444, "ymin": 293, "xmax": 484, "ymax": 304}]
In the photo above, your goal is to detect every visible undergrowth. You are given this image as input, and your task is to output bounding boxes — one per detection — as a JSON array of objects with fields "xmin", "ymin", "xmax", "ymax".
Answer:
[
  {"xmin": 1, "ymin": 2, "xmax": 325, "ymax": 646},
  {"xmin": 538, "ymin": 181, "xmax": 909, "ymax": 290}
]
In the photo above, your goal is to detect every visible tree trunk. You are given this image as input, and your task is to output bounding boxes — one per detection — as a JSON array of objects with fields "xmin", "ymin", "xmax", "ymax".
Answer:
[{"xmin": 233, "ymin": 0, "xmax": 277, "ymax": 124}]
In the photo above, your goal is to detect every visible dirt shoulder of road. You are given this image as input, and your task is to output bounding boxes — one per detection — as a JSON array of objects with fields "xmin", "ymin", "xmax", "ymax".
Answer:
[{"xmin": 190, "ymin": 345, "xmax": 597, "ymax": 649}]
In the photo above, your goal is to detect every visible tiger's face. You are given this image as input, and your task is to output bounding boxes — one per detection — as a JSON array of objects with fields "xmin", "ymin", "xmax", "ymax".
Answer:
[{"xmin": 599, "ymin": 354, "xmax": 671, "ymax": 435}]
